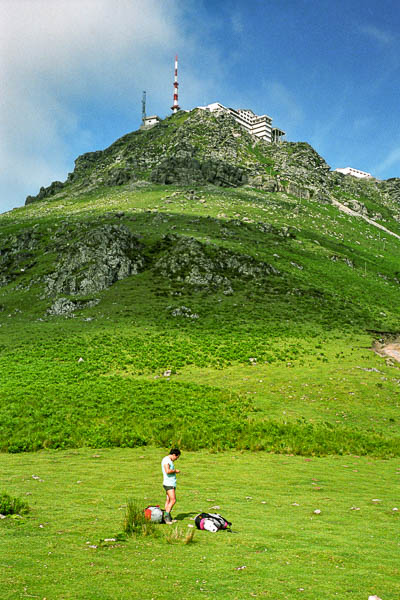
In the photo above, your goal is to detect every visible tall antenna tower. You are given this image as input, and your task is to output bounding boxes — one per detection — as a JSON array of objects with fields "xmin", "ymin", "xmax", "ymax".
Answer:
[
  {"xmin": 171, "ymin": 55, "xmax": 180, "ymax": 113},
  {"xmin": 142, "ymin": 91, "xmax": 146, "ymax": 125}
]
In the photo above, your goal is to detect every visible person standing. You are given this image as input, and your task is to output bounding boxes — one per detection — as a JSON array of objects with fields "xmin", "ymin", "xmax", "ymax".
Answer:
[{"xmin": 161, "ymin": 448, "xmax": 181, "ymax": 524}]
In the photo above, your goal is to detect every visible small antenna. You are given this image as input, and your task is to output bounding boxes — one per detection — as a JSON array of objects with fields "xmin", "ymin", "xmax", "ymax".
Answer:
[{"xmin": 142, "ymin": 91, "xmax": 146, "ymax": 125}]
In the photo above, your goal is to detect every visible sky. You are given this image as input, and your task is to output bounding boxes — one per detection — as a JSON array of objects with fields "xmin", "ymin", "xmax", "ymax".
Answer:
[{"xmin": 1, "ymin": 0, "xmax": 400, "ymax": 213}]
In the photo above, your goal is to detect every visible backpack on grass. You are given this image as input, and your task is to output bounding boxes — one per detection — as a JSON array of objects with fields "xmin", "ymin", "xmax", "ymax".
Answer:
[
  {"xmin": 144, "ymin": 505, "xmax": 164, "ymax": 523},
  {"xmin": 194, "ymin": 512, "xmax": 232, "ymax": 532}
]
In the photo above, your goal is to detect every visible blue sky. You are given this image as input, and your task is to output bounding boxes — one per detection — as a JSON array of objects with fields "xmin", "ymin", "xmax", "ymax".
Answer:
[{"xmin": 2, "ymin": 0, "xmax": 400, "ymax": 213}]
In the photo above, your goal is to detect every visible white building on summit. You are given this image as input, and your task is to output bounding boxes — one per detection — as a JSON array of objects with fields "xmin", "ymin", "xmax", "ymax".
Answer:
[
  {"xmin": 197, "ymin": 102, "xmax": 285, "ymax": 143},
  {"xmin": 141, "ymin": 115, "xmax": 161, "ymax": 128},
  {"xmin": 334, "ymin": 166, "xmax": 373, "ymax": 179}
]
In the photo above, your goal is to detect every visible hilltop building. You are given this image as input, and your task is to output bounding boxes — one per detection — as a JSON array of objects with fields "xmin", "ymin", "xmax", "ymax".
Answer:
[
  {"xmin": 334, "ymin": 166, "xmax": 373, "ymax": 179},
  {"xmin": 141, "ymin": 115, "xmax": 161, "ymax": 129},
  {"xmin": 140, "ymin": 57, "xmax": 285, "ymax": 143},
  {"xmin": 196, "ymin": 102, "xmax": 285, "ymax": 143}
]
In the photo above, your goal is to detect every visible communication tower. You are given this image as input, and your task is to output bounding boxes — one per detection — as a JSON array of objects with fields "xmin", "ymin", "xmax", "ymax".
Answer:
[{"xmin": 171, "ymin": 55, "xmax": 180, "ymax": 113}]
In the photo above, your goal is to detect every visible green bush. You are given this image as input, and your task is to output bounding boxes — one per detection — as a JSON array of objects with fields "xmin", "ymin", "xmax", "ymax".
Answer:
[{"xmin": 0, "ymin": 492, "xmax": 30, "ymax": 516}]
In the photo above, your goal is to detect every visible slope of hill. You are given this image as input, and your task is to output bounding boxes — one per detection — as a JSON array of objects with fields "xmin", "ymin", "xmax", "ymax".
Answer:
[{"xmin": 1, "ymin": 109, "xmax": 400, "ymax": 455}]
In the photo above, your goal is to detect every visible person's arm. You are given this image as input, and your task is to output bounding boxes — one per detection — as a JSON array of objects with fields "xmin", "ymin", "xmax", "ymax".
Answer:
[{"xmin": 164, "ymin": 461, "xmax": 180, "ymax": 474}]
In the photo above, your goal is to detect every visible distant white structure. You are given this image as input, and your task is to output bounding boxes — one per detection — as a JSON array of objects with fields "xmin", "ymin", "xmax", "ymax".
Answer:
[
  {"xmin": 141, "ymin": 115, "xmax": 161, "ymax": 129},
  {"xmin": 334, "ymin": 166, "xmax": 373, "ymax": 179},
  {"xmin": 197, "ymin": 102, "xmax": 285, "ymax": 143}
]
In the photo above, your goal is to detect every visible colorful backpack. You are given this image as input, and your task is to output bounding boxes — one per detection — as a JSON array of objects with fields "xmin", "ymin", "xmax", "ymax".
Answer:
[
  {"xmin": 144, "ymin": 505, "xmax": 164, "ymax": 523},
  {"xmin": 194, "ymin": 512, "xmax": 232, "ymax": 532}
]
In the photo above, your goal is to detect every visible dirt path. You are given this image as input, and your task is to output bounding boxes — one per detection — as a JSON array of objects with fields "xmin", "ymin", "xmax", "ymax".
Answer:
[
  {"xmin": 331, "ymin": 198, "xmax": 400, "ymax": 241},
  {"xmin": 373, "ymin": 342, "xmax": 400, "ymax": 363}
]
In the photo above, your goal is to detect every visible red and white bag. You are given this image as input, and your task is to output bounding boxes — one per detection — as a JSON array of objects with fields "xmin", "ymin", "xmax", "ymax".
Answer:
[{"xmin": 144, "ymin": 505, "xmax": 163, "ymax": 523}]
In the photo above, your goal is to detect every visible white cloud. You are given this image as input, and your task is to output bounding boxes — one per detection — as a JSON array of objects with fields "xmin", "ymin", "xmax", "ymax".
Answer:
[
  {"xmin": 231, "ymin": 11, "xmax": 244, "ymax": 35},
  {"xmin": 0, "ymin": 0, "xmax": 182, "ymax": 212},
  {"xmin": 359, "ymin": 25, "xmax": 395, "ymax": 45},
  {"xmin": 262, "ymin": 81, "xmax": 305, "ymax": 131},
  {"xmin": 374, "ymin": 146, "xmax": 400, "ymax": 176}
]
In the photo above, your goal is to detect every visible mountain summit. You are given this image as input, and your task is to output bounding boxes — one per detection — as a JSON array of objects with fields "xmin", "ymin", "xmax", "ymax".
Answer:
[{"xmin": 25, "ymin": 108, "xmax": 400, "ymax": 216}]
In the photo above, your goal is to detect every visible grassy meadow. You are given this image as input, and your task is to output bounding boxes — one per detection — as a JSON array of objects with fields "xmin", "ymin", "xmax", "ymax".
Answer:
[
  {"xmin": 1, "ymin": 448, "xmax": 399, "ymax": 600},
  {"xmin": 1, "ymin": 181, "xmax": 400, "ymax": 598}
]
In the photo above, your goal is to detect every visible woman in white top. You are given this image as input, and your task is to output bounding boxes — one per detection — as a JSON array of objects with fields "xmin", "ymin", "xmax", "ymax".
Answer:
[{"xmin": 161, "ymin": 448, "xmax": 181, "ymax": 523}]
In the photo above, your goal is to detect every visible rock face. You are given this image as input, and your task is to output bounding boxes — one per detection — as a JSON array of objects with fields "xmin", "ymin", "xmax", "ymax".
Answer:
[
  {"xmin": 45, "ymin": 224, "xmax": 145, "ymax": 296},
  {"xmin": 26, "ymin": 181, "xmax": 65, "ymax": 204},
  {"xmin": 0, "ymin": 229, "xmax": 39, "ymax": 286},
  {"xmin": 0, "ymin": 217, "xmax": 284, "ymax": 317},
  {"xmin": 150, "ymin": 156, "xmax": 247, "ymax": 187},
  {"xmin": 154, "ymin": 234, "xmax": 279, "ymax": 294}
]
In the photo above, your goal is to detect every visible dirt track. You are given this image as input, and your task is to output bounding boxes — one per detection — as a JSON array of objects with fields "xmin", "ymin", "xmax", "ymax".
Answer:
[{"xmin": 374, "ymin": 342, "xmax": 400, "ymax": 363}]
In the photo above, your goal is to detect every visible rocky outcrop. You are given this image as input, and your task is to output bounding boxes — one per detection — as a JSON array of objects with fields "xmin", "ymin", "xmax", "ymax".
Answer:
[
  {"xmin": 47, "ymin": 297, "xmax": 100, "ymax": 316},
  {"xmin": 168, "ymin": 305, "xmax": 200, "ymax": 319},
  {"xmin": 154, "ymin": 234, "xmax": 279, "ymax": 294},
  {"xmin": 150, "ymin": 156, "xmax": 248, "ymax": 187},
  {"xmin": 26, "ymin": 180, "xmax": 66, "ymax": 204},
  {"xmin": 380, "ymin": 178, "xmax": 400, "ymax": 201},
  {"xmin": 0, "ymin": 229, "xmax": 39, "ymax": 286},
  {"xmin": 45, "ymin": 224, "xmax": 145, "ymax": 296},
  {"xmin": 259, "ymin": 141, "xmax": 331, "ymax": 188}
]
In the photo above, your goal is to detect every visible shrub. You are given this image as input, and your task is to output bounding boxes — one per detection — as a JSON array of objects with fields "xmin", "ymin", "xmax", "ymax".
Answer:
[{"xmin": 0, "ymin": 492, "xmax": 30, "ymax": 516}]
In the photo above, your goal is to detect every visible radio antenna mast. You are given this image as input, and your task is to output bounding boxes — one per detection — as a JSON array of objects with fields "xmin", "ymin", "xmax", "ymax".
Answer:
[
  {"xmin": 142, "ymin": 91, "xmax": 146, "ymax": 125},
  {"xmin": 171, "ymin": 55, "xmax": 180, "ymax": 113}
]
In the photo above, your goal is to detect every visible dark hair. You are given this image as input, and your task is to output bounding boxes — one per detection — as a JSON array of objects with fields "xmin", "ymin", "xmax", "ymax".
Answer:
[{"xmin": 170, "ymin": 448, "xmax": 181, "ymax": 456}]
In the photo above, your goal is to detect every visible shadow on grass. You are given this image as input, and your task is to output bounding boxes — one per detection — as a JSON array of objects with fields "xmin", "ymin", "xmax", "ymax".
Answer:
[{"xmin": 174, "ymin": 512, "xmax": 198, "ymax": 521}]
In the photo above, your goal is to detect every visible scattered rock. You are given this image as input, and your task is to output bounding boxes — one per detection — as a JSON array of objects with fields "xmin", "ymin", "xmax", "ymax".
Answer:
[
  {"xmin": 47, "ymin": 297, "xmax": 99, "ymax": 317},
  {"xmin": 168, "ymin": 306, "xmax": 199, "ymax": 319}
]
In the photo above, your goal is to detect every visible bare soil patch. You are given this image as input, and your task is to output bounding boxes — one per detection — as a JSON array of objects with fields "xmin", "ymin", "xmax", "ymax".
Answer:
[{"xmin": 373, "ymin": 341, "xmax": 400, "ymax": 363}]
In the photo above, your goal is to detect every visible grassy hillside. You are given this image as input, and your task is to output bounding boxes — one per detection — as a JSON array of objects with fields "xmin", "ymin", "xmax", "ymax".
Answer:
[{"xmin": 1, "ymin": 179, "xmax": 400, "ymax": 455}]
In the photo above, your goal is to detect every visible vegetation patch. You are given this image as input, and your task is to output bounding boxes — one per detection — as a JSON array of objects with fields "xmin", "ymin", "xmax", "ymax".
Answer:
[
  {"xmin": 123, "ymin": 499, "xmax": 158, "ymax": 538},
  {"xmin": 0, "ymin": 491, "xmax": 30, "ymax": 516}
]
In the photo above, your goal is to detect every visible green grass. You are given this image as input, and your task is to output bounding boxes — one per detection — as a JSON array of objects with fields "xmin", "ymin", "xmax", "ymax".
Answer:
[
  {"xmin": 1, "ymin": 183, "xmax": 400, "ymax": 456},
  {"xmin": 1, "ymin": 178, "xmax": 400, "ymax": 597},
  {"xmin": 1, "ymin": 447, "xmax": 399, "ymax": 599}
]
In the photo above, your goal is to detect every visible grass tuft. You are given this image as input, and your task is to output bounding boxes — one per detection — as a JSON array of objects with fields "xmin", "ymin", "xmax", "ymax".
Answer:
[
  {"xmin": 165, "ymin": 525, "xmax": 196, "ymax": 545},
  {"xmin": 0, "ymin": 491, "xmax": 30, "ymax": 516},
  {"xmin": 122, "ymin": 499, "xmax": 158, "ymax": 538}
]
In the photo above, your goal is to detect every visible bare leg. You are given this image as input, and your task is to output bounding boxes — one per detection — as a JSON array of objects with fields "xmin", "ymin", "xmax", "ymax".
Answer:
[{"xmin": 165, "ymin": 488, "xmax": 176, "ymax": 515}]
